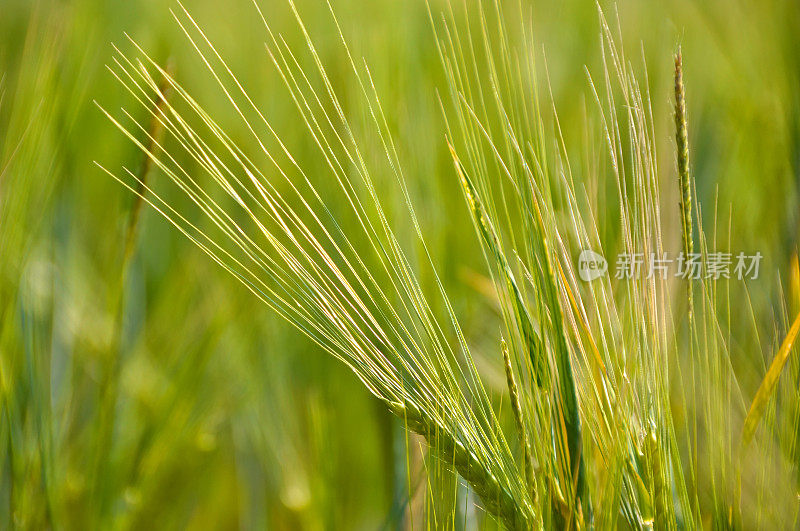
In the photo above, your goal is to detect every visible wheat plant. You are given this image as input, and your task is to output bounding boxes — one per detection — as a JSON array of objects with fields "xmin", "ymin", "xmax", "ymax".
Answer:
[{"xmin": 82, "ymin": 0, "xmax": 800, "ymax": 528}]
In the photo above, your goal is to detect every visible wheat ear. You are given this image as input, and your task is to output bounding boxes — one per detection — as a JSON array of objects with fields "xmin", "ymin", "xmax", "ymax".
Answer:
[
  {"xmin": 501, "ymin": 339, "xmax": 538, "ymax": 514},
  {"xmin": 645, "ymin": 427, "xmax": 668, "ymax": 530},
  {"xmin": 388, "ymin": 399, "xmax": 534, "ymax": 530},
  {"xmin": 674, "ymin": 51, "xmax": 693, "ymax": 318}
]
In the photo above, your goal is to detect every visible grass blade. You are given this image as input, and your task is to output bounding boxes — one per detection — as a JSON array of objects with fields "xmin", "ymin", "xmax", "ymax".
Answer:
[{"xmin": 740, "ymin": 311, "xmax": 800, "ymax": 451}]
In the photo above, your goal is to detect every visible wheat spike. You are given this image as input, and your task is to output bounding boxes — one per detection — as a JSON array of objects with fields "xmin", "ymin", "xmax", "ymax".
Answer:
[{"xmin": 674, "ymin": 51, "xmax": 693, "ymax": 318}]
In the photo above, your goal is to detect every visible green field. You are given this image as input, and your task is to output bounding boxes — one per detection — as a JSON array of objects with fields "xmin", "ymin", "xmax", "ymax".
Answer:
[{"xmin": 2, "ymin": 0, "xmax": 800, "ymax": 528}]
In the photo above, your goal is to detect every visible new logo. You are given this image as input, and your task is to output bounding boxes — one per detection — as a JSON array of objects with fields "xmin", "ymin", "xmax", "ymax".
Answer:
[{"xmin": 578, "ymin": 250, "xmax": 608, "ymax": 282}]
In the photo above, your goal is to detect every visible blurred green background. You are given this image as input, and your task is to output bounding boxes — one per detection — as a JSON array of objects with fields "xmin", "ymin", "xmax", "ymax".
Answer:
[{"xmin": 1, "ymin": 0, "xmax": 798, "ymax": 528}]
